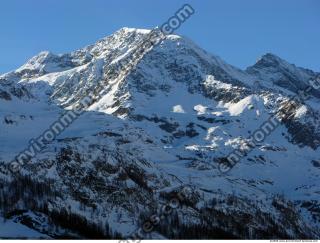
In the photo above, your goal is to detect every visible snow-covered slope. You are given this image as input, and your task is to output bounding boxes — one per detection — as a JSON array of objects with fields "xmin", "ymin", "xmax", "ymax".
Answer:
[{"xmin": 1, "ymin": 27, "xmax": 320, "ymax": 239}]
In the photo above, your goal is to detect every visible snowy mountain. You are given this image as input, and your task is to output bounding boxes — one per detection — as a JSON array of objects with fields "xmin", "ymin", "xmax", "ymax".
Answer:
[{"xmin": 0, "ymin": 27, "xmax": 320, "ymax": 239}]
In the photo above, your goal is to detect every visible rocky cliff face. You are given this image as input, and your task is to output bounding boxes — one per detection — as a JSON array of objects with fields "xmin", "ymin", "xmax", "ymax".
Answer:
[{"xmin": 0, "ymin": 27, "xmax": 320, "ymax": 239}]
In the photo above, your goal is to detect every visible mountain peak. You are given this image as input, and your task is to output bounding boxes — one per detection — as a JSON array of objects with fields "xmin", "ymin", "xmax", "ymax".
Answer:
[
  {"xmin": 246, "ymin": 52, "xmax": 320, "ymax": 97},
  {"xmin": 15, "ymin": 51, "xmax": 61, "ymax": 74},
  {"xmin": 116, "ymin": 27, "xmax": 151, "ymax": 34},
  {"xmin": 252, "ymin": 52, "xmax": 287, "ymax": 68},
  {"xmin": 23, "ymin": 51, "xmax": 56, "ymax": 65}
]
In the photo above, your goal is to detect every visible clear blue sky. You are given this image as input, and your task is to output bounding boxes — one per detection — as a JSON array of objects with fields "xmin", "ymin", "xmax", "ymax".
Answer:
[{"xmin": 0, "ymin": 0, "xmax": 319, "ymax": 74}]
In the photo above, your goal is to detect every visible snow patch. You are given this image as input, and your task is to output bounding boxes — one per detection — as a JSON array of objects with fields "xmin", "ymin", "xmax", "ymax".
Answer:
[
  {"xmin": 227, "ymin": 95, "xmax": 263, "ymax": 116},
  {"xmin": 172, "ymin": 105, "xmax": 186, "ymax": 113},
  {"xmin": 294, "ymin": 105, "xmax": 308, "ymax": 119},
  {"xmin": 0, "ymin": 217, "xmax": 49, "ymax": 239},
  {"xmin": 194, "ymin": 104, "xmax": 207, "ymax": 115}
]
